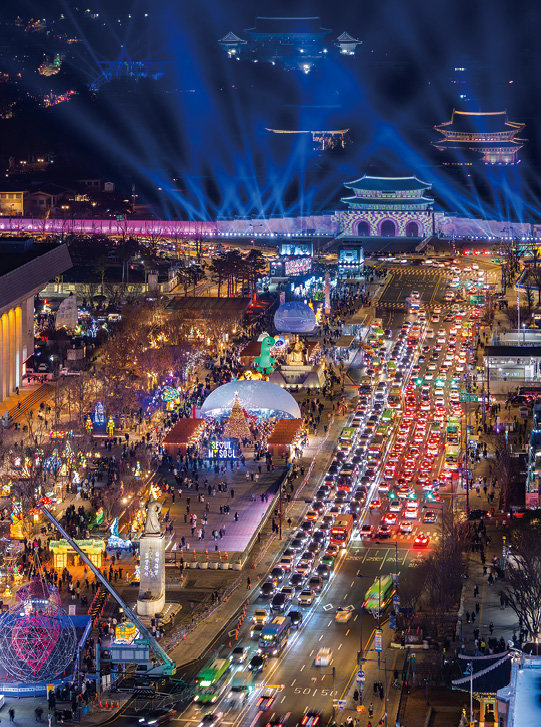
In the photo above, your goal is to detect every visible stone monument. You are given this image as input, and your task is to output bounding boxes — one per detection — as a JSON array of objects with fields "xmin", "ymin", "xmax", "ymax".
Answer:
[{"xmin": 137, "ymin": 498, "xmax": 166, "ymax": 617}]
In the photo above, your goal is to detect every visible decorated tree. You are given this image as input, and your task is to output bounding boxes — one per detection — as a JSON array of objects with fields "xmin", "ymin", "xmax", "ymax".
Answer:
[{"xmin": 223, "ymin": 393, "xmax": 252, "ymax": 441}]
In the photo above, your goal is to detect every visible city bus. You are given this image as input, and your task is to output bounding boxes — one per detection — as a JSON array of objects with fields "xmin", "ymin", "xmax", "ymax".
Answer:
[
  {"xmin": 330, "ymin": 514, "xmax": 354, "ymax": 546},
  {"xmin": 339, "ymin": 427, "xmax": 356, "ymax": 446},
  {"xmin": 258, "ymin": 616, "xmax": 291, "ymax": 656},
  {"xmin": 444, "ymin": 444, "xmax": 460, "ymax": 472},
  {"xmin": 193, "ymin": 658, "xmax": 230, "ymax": 703},
  {"xmin": 446, "ymin": 416, "xmax": 461, "ymax": 444},
  {"xmin": 363, "ymin": 575, "xmax": 395, "ymax": 617},
  {"xmin": 381, "ymin": 408, "xmax": 396, "ymax": 424}
]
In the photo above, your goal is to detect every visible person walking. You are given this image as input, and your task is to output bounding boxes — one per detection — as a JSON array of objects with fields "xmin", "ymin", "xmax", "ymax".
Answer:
[{"xmin": 9, "ymin": 708, "xmax": 15, "ymax": 722}]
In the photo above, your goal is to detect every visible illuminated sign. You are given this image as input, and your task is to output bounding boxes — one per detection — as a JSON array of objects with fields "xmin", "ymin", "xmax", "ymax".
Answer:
[
  {"xmin": 284, "ymin": 257, "xmax": 312, "ymax": 276},
  {"xmin": 208, "ymin": 439, "xmax": 236, "ymax": 459}
]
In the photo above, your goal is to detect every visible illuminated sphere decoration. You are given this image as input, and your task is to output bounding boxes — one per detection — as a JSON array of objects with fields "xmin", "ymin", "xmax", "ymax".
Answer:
[
  {"xmin": 274, "ymin": 301, "xmax": 316, "ymax": 334},
  {"xmin": 0, "ymin": 598, "xmax": 76, "ymax": 682}
]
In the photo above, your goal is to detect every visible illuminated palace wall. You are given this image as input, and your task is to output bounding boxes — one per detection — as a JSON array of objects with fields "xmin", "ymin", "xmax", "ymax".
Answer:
[{"xmin": 0, "ymin": 213, "xmax": 539, "ymax": 240}]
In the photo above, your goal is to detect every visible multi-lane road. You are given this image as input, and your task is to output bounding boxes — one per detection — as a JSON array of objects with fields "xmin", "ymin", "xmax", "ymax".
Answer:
[{"xmin": 115, "ymin": 254, "xmax": 491, "ymax": 727}]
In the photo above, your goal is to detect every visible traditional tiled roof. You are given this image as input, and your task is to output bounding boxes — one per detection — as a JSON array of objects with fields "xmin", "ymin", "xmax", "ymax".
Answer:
[
  {"xmin": 219, "ymin": 31, "xmax": 247, "ymax": 44},
  {"xmin": 336, "ymin": 31, "xmax": 360, "ymax": 42},
  {"xmin": 344, "ymin": 175, "xmax": 432, "ymax": 192},
  {"xmin": 341, "ymin": 196, "xmax": 433, "ymax": 206},
  {"xmin": 435, "ymin": 110, "xmax": 524, "ymax": 136}
]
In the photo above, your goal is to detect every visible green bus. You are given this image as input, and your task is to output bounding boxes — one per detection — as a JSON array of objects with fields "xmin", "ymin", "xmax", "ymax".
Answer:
[
  {"xmin": 363, "ymin": 575, "xmax": 395, "ymax": 617},
  {"xmin": 193, "ymin": 658, "xmax": 230, "ymax": 703},
  {"xmin": 340, "ymin": 426, "xmax": 356, "ymax": 443}
]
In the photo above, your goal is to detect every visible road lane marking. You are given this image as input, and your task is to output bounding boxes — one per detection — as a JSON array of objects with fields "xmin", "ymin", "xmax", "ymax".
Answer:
[
  {"xmin": 350, "ymin": 581, "xmax": 355, "ymax": 587},
  {"xmin": 291, "ymin": 679, "xmax": 296, "ymax": 686},
  {"xmin": 319, "ymin": 634, "xmax": 324, "ymax": 641},
  {"xmin": 338, "ymin": 642, "xmax": 342, "ymax": 650},
  {"xmin": 354, "ymin": 614, "xmax": 358, "ymax": 621},
  {"xmin": 346, "ymin": 629, "xmax": 350, "ymax": 636},
  {"xmin": 310, "ymin": 650, "xmax": 314, "ymax": 657},
  {"xmin": 300, "ymin": 664, "xmax": 305, "ymax": 671},
  {"xmin": 379, "ymin": 550, "xmax": 389, "ymax": 570},
  {"xmin": 327, "ymin": 619, "xmax": 332, "ymax": 626}
]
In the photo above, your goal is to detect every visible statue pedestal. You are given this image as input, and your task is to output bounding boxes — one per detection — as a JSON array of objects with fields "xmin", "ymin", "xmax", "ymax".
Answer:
[{"xmin": 137, "ymin": 532, "xmax": 165, "ymax": 617}]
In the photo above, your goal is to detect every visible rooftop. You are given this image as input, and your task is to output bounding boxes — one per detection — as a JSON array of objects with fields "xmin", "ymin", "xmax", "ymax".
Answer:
[
  {"xmin": 267, "ymin": 418, "xmax": 303, "ymax": 445},
  {"xmin": 485, "ymin": 345, "xmax": 541, "ymax": 357},
  {"xmin": 341, "ymin": 196, "xmax": 433, "ymax": 206},
  {"xmin": 435, "ymin": 110, "xmax": 525, "ymax": 135},
  {"xmin": 163, "ymin": 419, "xmax": 206, "ymax": 445},
  {"xmin": 0, "ymin": 241, "xmax": 72, "ymax": 311},
  {"xmin": 344, "ymin": 175, "xmax": 432, "ymax": 192}
]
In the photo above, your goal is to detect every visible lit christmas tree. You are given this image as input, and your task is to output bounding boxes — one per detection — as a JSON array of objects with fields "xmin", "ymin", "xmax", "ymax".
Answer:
[{"xmin": 223, "ymin": 393, "xmax": 252, "ymax": 440}]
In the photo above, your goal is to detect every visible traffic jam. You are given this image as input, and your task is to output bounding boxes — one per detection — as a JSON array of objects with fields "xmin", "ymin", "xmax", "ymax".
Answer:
[{"xmin": 187, "ymin": 264, "xmax": 487, "ymax": 726}]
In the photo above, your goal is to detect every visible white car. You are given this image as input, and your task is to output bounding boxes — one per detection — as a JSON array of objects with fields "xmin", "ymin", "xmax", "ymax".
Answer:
[
  {"xmin": 335, "ymin": 607, "xmax": 353, "ymax": 623},
  {"xmin": 314, "ymin": 648, "xmax": 333, "ymax": 667},
  {"xmin": 404, "ymin": 505, "xmax": 418, "ymax": 520}
]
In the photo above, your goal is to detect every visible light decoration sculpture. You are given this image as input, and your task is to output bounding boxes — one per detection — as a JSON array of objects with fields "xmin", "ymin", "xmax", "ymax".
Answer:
[{"xmin": 0, "ymin": 597, "xmax": 76, "ymax": 682}]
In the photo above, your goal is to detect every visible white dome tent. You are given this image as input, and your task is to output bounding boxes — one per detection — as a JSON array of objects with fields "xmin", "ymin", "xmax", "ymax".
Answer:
[{"xmin": 200, "ymin": 380, "xmax": 301, "ymax": 419}]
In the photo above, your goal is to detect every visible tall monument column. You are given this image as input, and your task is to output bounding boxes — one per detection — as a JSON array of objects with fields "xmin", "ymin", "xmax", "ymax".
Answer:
[{"xmin": 137, "ymin": 499, "xmax": 166, "ymax": 617}]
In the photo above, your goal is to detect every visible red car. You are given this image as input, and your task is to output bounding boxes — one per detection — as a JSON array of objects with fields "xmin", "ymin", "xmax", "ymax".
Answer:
[
  {"xmin": 413, "ymin": 533, "xmax": 430, "ymax": 548},
  {"xmin": 369, "ymin": 499, "xmax": 382, "ymax": 510}
]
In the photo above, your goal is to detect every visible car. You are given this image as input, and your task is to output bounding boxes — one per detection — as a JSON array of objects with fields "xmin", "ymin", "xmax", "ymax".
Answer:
[
  {"xmin": 271, "ymin": 593, "xmax": 287, "ymax": 612},
  {"xmin": 139, "ymin": 709, "xmax": 177, "ymax": 727},
  {"xmin": 399, "ymin": 520, "xmax": 413, "ymax": 534},
  {"xmin": 383, "ymin": 512, "xmax": 398, "ymax": 525},
  {"xmin": 196, "ymin": 713, "xmax": 222, "ymax": 727},
  {"xmin": 414, "ymin": 533, "xmax": 430, "ymax": 548},
  {"xmin": 265, "ymin": 716, "xmax": 287, "ymax": 727},
  {"xmin": 335, "ymin": 607, "xmax": 353, "ymax": 623},
  {"xmin": 256, "ymin": 695, "xmax": 275, "ymax": 711},
  {"xmin": 308, "ymin": 576, "xmax": 323, "ymax": 593},
  {"xmin": 279, "ymin": 556, "xmax": 294, "ymax": 572},
  {"xmin": 250, "ymin": 623, "xmax": 264, "ymax": 640},
  {"xmin": 325, "ymin": 544, "xmax": 340, "ymax": 557},
  {"xmin": 295, "ymin": 560, "xmax": 311, "ymax": 576},
  {"xmin": 230, "ymin": 646, "xmax": 248, "ymax": 664},
  {"xmin": 359, "ymin": 523, "xmax": 374, "ymax": 538},
  {"xmin": 301, "ymin": 520, "xmax": 314, "ymax": 533},
  {"xmin": 369, "ymin": 499, "xmax": 382, "ymax": 510},
  {"xmin": 287, "ymin": 610, "xmax": 303, "ymax": 629},
  {"xmin": 290, "ymin": 573, "xmax": 305, "ymax": 591},
  {"xmin": 249, "ymin": 654, "xmax": 267, "ymax": 673},
  {"xmin": 260, "ymin": 581, "xmax": 275, "ymax": 598},
  {"xmin": 305, "ymin": 510, "xmax": 319, "ymax": 522},
  {"xmin": 290, "ymin": 538, "xmax": 304, "ymax": 552},
  {"xmin": 271, "ymin": 567, "xmax": 285, "ymax": 583},
  {"xmin": 316, "ymin": 563, "xmax": 331, "ymax": 580},
  {"xmin": 423, "ymin": 511, "xmax": 437, "ymax": 524},
  {"xmin": 376, "ymin": 524, "xmax": 393, "ymax": 539},
  {"xmin": 314, "ymin": 648, "xmax": 332, "ymax": 667},
  {"xmin": 299, "ymin": 713, "xmax": 321, "ymax": 727},
  {"xmin": 298, "ymin": 589, "xmax": 315, "ymax": 606},
  {"xmin": 389, "ymin": 501, "xmax": 402, "ymax": 513},
  {"xmin": 281, "ymin": 586, "xmax": 294, "ymax": 601}
]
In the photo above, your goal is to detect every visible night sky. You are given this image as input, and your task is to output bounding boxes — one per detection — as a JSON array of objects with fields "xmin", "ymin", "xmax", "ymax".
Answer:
[{"xmin": 2, "ymin": 0, "xmax": 541, "ymax": 220}]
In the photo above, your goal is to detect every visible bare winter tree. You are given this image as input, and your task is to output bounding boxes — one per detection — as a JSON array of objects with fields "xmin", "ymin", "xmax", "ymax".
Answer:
[{"xmin": 503, "ymin": 526, "xmax": 541, "ymax": 640}]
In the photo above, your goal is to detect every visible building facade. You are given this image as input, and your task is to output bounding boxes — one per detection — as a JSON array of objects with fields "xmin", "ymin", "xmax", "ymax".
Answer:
[
  {"xmin": 434, "ymin": 110, "xmax": 525, "ymax": 165},
  {"xmin": 0, "ymin": 241, "xmax": 72, "ymax": 403}
]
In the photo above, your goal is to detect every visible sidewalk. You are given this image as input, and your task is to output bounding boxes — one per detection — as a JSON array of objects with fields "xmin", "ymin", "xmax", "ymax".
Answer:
[{"xmin": 338, "ymin": 625, "xmax": 405, "ymax": 727}]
